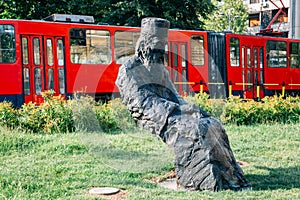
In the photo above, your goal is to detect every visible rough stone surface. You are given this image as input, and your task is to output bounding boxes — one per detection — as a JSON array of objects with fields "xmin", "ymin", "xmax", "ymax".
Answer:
[{"xmin": 115, "ymin": 17, "xmax": 250, "ymax": 191}]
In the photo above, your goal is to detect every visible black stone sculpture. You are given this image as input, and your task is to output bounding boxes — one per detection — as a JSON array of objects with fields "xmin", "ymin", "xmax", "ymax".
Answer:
[{"xmin": 116, "ymin": 17, "xmax": 250, "ymax": 191}]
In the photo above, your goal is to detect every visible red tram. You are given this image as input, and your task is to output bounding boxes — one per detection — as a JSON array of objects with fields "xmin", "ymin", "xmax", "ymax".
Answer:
[{"xmin": 0, "ymin": 14, "xmax": 299, "ymax": 107}]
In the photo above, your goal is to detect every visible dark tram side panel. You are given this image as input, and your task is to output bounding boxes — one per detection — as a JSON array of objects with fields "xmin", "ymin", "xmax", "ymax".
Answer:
[
  {"xmin": 207, "ymin": 32, "xmax": 227, "ymax": 98},
  {"xmin": 0, "ymin": 95, "xmax": 23, "ymax": 108}
]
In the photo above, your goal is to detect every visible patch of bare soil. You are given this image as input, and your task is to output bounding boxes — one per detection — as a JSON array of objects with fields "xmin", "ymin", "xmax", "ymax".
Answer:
[
  {"xmin": 147, "ymin": 170, "xmax": 182, "ymax": 191},
  {"xmin": 237, "ymin": 160, "xmax": 250, "ymax": 167},
  {"xmin": 149, "ymin": 170, "xmax": 176, "ymax": 184}
]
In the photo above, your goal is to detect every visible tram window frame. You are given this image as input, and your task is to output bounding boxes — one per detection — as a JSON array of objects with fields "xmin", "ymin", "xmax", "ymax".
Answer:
[
  {"xmin": 33, "ymin": 38, "xmax": 41, "ymax": 65},
  {"xmin": 0, "ymin": 24, "xmax": 16, "ymax": 63},
  {"xmin": 181, "ymin": 44, "xmax": 187, "ymax": 67},
  {"xmin": 22, "ymin": 37, "xmax": 29, "ymax": 65},
  {"xmin": 260, "ymin": 48, "xmax": 264, "ymax": 85},
  {"xmin": 48, "ymin": 68, "xmax": 54, "ymax": 91},
  {"xmin": 46, "ymin": 39, "xmax": 54, "ymax": 66},
  {"xmin": 290, "ymin": 42, "xmax": 300, "ymax": 68},
  {"xmin": 191, "ymin": 35, "xmax": 205, "ymax": 66},
  {"xmin": 57, "ymin": 39, "xmax": 64, "ymax": 66},
  {"xmin": 70, "ymin": 28, "xmax": 111, "ymax": 64},
  {"xmin": 164, "ymin": 44, "xmax": 169, "ymax": 66},
  {"xmin": 114, "ymin": 31, "xmax": 140, "ymax": 64},
  {"xmin": 174, "ymin": 44, "xmax": 178, "ymax": 67},
  {"xmin": 34, "ymin": 68, "xmax": 42, "ymax": 95},
  {"xmin": 229, "ymin": 37, "xmax": 240, "ymax": 67},
  {"xmin": 266, "ymin": 40, "xmax": 287, "ymax": 68},
  {"xmin": 23, "ymin": 68, "xmax": 30, "ymax": 95},
  {"xmin": 58, "ymin": 68, "xmax": 65, "ymax": 94}
]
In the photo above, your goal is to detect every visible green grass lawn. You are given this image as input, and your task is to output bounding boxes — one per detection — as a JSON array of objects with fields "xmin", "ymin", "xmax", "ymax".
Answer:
[{"xmin": 0, "ymin": 123, "xmax": 299, "ymax": 200}]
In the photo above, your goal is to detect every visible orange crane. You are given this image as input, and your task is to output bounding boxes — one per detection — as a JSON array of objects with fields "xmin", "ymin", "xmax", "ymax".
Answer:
[{"xmin": 259, "ymin": 0, "xmax": 287, "ymax": 36}]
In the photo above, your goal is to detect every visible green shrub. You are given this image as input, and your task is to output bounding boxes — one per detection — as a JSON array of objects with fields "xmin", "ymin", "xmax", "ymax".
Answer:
[
  {"xmin": 190, "ymin": 94, "xmax": 300, "ymax": 125},
  {"xmin": 224, "ymin": 97, "xmax": 261, "ymax": 125},
  {"xmin": 0, "ymin": 102, "xmax": 18, "ymax": 129},
  {"xmin": 95, "ymin": 101, "xmax": 120, "ymax": 132},
  {"xmin": 71, "ymin": 95, "xmax": 135, "ymax": 133},
  {"xmin": 110, "ymin": 98, "xmax": 136, "ymax": 131},
  {"xmin": 71, "ymin": 95, "xmax": 101, "ymax": 132},
  {"xmin": 1, "ymin": 92, "xmax": 299, "ymax": 133},
  {"xmin": 18, "ymin": 92, "xmax": 74, "ymax": 133},
  {"xmin": 187, "ymin": 93, "xmax": 226, "ymax": 120},
  {"xmin": 262, "ymin": 96, "xmax": 300, "ymax": 124}
]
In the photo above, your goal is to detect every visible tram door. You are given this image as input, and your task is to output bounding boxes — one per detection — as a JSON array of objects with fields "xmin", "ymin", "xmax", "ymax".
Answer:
[
  {"xmin": 242, "ymin": 46, "xmax": 264, "ymax": 99},
  {"xmin": 44, "ymin": 37, "xmax": 66, "ymax": 99},
  {"xmin": 169, "ymin": 42, "xmax": 189, "ymax": 95},
  {"xmin": 22, "ymin": 35, "xmax": 66, "ymax": 104}
]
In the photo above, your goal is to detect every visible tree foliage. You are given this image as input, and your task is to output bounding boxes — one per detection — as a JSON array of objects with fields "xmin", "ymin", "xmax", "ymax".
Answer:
[
  {"xmin": 0, "ymin": 0, "xmax": 105, "ymax": 20},
  {"xmin": 204, "ymin": 0, "xmax": 248, "ymax": 33},
  {"xmin": 100, "ymin": 0, "xmax": 215, "ymax": 29},
  {"xmin": 0, "ymin": 0, "xmax": 215, "ymax": 29}
]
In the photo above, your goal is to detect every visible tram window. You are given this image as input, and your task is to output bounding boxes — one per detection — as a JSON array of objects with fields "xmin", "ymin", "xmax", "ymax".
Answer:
[
  {"xmin": 247, "ymin": 48, "xmax": 251, "ymax": 68},
  {"xmin": 174, "ymin": 44, "xmax": 178, "ymax": 67},
  {"xmin": 230, "ymin": 38, "xmax": 240, "ymax": 67},
  {"xmin": 70, "ymin": 29, "xmax": 111, "ymax": 64},
  {"xmin": 247, "ymin": 71, "xmax": 251, "ymax": 91},
  {"xmin": 58, "ymin": 68, "xmax": 65, "ymax": 94},
  {"xmin": 0, "ymin": 25, "xmax": 16, "ymax": 63},
  {"xmin": 23, "ymin": 68, "xmax": 30, "ymax": 95},
  {"xmin": 34, "ymin": 68, "xmax": 42, "ymax": 95},
  {"xmin": 260, "ymin": 48, "xmax": 264, "ymax": 85},
  {"xmin": 260, "ymin": 48, "xmax": 264, "ymax": 68},
  {"xmin": 115, "ymin": 31, "xmax": 140, "ymax": 64},
  {"xmin": 266, "ymin": 40, "xmax": 287, "ymax": 68},
  {"xmin": 191, "ymin": 35, "xmax": 204, "ymax": 66},
  {"xmin": 22, "ymin": 37, "xmax": 29, "ymax": 65},
  {"xmin": 33, "ymin": 38, "xmax": 41, "ymax": 65},
  {"xmin": 182, "ymin": 69, "xmax": 187, "ymax": 92},
  {"xmin": 164, "ymin": 44, "xmax": 169, "ymax": 66},
  {"xmin": 254, "ymin": 48, "xmax": 258, "ymax": 68},
  {"xmin": 174, "ymin": 70, "xmax": 179, "ymax": 91},
  {"xmin": 48, "ymin": 68, "xmax": 54, "ymax": 91},
  {"xmin": 242, "ymin": 47, "xmax": 245, "ymax": 68},
  {"xmin": 46, "ymin": 39, "xmax": 54, "ymax": 66},
  {"xmin": 181, "ymin": 45, "xmax": 187, "ymax": 67},
  {"xmin": 57, "ymin": 39, "xmax": 64, "ymax": 66},
  {"xmin": 290, "ymin": 42, "xmax": 300, "ymax": 68}
]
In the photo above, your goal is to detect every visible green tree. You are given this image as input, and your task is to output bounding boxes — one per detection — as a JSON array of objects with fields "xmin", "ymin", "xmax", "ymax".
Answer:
[
  {"xmin": 204, "ymin": 0, "xmax": 248, "ymax": 33},
  {"xmin": 0, "ymin": 0, "xmax": 105, "ymax": 20},
  {"xmin": 1, "ymin": 0, "xmax": 67, "ymax": 19},
  {"xmin": 1, "ymin": 0, "xmax": 216, "ymax": 30},
  {"xmin": 100, "ymin": 0, "xmax": 215, "ymax": 29}
]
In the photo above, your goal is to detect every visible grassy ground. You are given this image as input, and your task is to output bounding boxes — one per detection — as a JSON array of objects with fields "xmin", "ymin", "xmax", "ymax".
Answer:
[{"xmin": 0, "ymin": 123, "xmax": 299, "ymax": 200}]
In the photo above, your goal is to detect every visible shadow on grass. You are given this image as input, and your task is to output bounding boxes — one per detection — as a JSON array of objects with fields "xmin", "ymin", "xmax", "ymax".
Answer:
[
  {"xmin": 246, "ymin": 166, "xmax": 300, "ymax": 190},
  {"xmin": 86, "ymin": 140, "xmax": 174, "ymax": 174}
]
